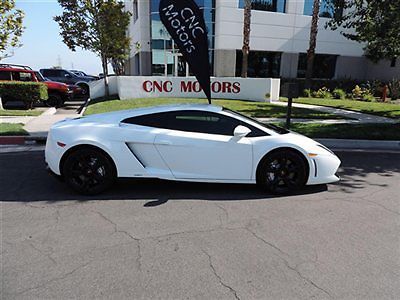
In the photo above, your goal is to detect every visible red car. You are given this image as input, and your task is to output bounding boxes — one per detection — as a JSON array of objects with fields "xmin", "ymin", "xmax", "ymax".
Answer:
[{"xmin": 0, "ymin": 64, "xmax": 75, "ymax": 107}]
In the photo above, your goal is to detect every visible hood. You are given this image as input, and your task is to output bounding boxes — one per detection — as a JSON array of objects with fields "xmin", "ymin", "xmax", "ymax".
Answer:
[{"xmin": 44, "ymin": 80, "xmax": 68, "ymax": 89}]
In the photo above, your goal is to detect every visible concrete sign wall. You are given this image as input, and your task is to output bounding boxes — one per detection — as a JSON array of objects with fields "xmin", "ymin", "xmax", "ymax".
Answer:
[{"xmin": 90, "ymin": 76, "xmax": 280, "ymax": 102}]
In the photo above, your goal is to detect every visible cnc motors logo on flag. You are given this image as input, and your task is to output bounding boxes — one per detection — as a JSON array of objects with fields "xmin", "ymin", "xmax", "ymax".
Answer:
[{"xmin": 159, "ymin": 0, "xmax": 211, "ymax": 103}]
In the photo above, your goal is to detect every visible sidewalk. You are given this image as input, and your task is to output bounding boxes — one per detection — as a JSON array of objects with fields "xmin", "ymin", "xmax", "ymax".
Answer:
[
  {"xmin": 257, "ymin": 118, "xmax": 362, "ymax": 124},
  {"xmin": 271, "ymin": 101, "xmax": 397, "ymax": 124},
  {"xmin": 0, "ymin": 116, "xmax": 35, "ymax": 124},
  {"xmin": 23, "ymin": 107, "xmax": 80, "ymax": 138}
]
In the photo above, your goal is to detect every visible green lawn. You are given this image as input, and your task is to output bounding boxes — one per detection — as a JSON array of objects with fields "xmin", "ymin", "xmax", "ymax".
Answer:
[
  {"xmin": 281, "ymin": 97, "xmax": 400, "ymax": 119},
  {"xmin": 0, "ymin": 109, "xmax": 42, "ymax": 117},
  {"xmin": 281, "ymin": 123, "xmax": 400, "ymax": 140},
  {"xmin": 85, "ymin": 98, "xmax": 348, "ymax": 119},
  {"xmin": 0, "ymin": 123, "xmax": 28, "ymax": 136}
]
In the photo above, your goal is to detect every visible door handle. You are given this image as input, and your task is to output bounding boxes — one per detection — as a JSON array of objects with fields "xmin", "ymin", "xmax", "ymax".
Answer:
[{"xmin": 157, "ymin": 140, "xmax": 172, "ymax": 145}]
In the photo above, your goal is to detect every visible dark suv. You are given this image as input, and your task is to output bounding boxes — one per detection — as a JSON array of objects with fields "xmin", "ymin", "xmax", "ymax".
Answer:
[{"xmin": 40, "ymin": 68, "xmax": 96, "ymax": 96}]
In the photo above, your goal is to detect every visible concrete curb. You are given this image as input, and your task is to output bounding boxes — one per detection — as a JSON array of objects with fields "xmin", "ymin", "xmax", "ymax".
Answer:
[
  {"xmin": 317, "ymin": 139, "xmax": 400, "ymax": 151},
  {"xmin": 0, "ymin": 136, "xmax": 27, "ymax": 145},
  {"xmin": 40, "ymin": 107, "xmax": 57, "ymax": 116}
]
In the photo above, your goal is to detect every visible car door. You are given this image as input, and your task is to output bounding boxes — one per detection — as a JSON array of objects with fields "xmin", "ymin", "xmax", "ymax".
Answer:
[
  {"xmin": 153, "ymin": 110, "xmax": 254, "ymax": 181},
  {"xmin": 119, "ymin": 113, "xmax": 174, "ymax": 178}
]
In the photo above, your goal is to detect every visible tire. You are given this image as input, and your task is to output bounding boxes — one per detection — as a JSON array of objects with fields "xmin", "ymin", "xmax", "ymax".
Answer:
[
  {"xmin": 46, "ymin": 94, "xmax": 64, "ymax": 108},
  {"xmin": 257, "ymin": 150, "xmax": 308, "ymax": 195},
  {"xmin": 78, "ymin": 84, "xmax": 89, "ymax": 96},
  {"xmin": 62, "ymin": 148, "xmax": 116, "ymax": 195}
]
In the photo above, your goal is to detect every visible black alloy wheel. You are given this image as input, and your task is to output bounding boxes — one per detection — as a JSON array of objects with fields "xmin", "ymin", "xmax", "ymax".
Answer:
[
  {"xmin": 63, "ymin": 148, "xmax": 116, "ymax": 195},
  {"xmin": 258, "ymin": 150, "xmax": 307, "ymax": 194}
]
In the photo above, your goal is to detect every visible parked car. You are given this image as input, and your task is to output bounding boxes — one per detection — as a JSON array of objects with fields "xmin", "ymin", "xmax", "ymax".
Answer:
[
  {"xmin": 0, "ymin": 64, "xmax": 73, "ymax": 107},
  {"xmin": 45, "ymin": 104, "xmax": 341, "ymax": 195},
  {"xmin": 70, "ymin": 70, "xmax": 99, "ymax": 81},
  {"xmin": 40, "ymin": 68, "xmax": 96, "ymax": 96}
]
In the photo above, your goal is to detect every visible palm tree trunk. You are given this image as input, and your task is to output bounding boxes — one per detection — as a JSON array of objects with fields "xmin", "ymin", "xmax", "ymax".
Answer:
[
  {"xmin": 101, "ymin": 54, "xmax": 110, "ymax": 98},
  {"xmin": 305, "ymin": 0, "xmax": 320, "ymax": 89},
  {"xmin": 241, "ymin": 0, "xmax": 252, "ymax": 78}
]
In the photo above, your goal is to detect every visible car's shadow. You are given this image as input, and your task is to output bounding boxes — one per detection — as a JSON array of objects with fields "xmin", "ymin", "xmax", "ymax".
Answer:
[{"xmin": 0, "ymin": 152, "xmax": 328, "ymax": 205}]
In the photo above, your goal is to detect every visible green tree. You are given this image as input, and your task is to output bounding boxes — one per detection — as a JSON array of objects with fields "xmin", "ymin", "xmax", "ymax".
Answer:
[
  {"xmin": 54, "ymin": 0, "xmax": 131, "ymax": 96},
  {"xmin": 241, "ymin": 0, "xmax": 252, "ymax": 78},
  {"xmin": 326, "ymin": 0, "xmax": 400, "ymax": 63},
  {"xmin": 0, "ymin": 0, "xmax": 24, "ymax": 60}
]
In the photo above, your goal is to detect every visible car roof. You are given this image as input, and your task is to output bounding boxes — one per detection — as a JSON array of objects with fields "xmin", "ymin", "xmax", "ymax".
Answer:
[
  {"xmin": 83, "ymin": 103, "xmax": 223, "ymax": 123},
  {"xmin": 0, "ymin": 67, "xmax": 34, "ymax": 73}
]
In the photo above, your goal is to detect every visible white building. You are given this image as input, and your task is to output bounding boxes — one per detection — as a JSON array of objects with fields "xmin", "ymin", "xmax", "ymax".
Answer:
[{"xmin": 124, "ymin": 0, "xmax": 399, "ymax": 81}]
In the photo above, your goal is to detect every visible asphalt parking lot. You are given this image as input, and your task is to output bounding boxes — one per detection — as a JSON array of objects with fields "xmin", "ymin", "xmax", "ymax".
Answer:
[{"xmin": 1, "ymin": 150, "xmax": 399, "ymax": 299}]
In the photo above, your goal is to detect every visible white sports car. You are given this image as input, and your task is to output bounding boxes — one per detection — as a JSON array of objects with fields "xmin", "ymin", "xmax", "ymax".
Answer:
[{"xmin": 45, "ymin": 104, "xmax": 340, "ymax": 195}]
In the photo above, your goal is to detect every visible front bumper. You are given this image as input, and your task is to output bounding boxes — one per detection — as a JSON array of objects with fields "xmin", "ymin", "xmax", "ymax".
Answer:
[
  {"xmin": 306, "ymin": 154, "xmax": 341, "ymax": 185},
  {"xmin": 46, "ymin": 163, "xmax": 63, "ymax": 181}
]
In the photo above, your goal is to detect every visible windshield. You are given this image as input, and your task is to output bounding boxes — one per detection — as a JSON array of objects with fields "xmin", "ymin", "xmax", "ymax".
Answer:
[
  {"xmin": 34, "ymin": 71, "xmax": 45, "ymax": 82},
  {"xmin": 223, "ymin": 108, "xmax": 289, "ymax": 134}
]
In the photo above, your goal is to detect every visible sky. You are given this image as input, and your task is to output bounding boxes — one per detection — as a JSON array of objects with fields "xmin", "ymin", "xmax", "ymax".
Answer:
[{"xmin": 3, "ymin": 0, "xmax": 103, "ymax": 75}]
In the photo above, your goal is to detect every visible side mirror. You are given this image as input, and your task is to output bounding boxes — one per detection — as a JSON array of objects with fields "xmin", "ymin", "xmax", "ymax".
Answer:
[
  {"xmin": 65, "ymin": 74, "xmax": 71, "ymax": 78},
  {"xmin": 233, "ymin": 125, "xmax": 251, "ymax": 138}
]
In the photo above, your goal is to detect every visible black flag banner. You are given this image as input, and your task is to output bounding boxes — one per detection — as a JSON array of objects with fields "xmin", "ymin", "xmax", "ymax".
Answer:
[{"xmin": 159, "ymin": 0, "xmax": 211, "ymax": 104}]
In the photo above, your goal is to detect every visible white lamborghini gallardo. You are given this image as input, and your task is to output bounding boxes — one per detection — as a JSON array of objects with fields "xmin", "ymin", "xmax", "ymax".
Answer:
[{"xmin": 45, "ymin": 104, "xmax": 340, "ymax": 195}]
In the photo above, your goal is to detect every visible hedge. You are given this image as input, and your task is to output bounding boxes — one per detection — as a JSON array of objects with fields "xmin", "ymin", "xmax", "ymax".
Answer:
[{"xmin": 0, "ymin": 81, "xmax": 48, "ymax": 109}]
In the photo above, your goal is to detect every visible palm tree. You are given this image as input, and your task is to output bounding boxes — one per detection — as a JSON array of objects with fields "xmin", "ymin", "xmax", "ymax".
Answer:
[
  {"xmin": 241, "ymin": 0, "xmax": 252, "ymax": 78},
  {"xmin": 305, "ymin": 0, "xmax": 321, "ymax": 89}
]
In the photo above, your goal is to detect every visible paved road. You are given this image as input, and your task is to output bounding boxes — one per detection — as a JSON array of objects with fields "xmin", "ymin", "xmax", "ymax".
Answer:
[{"xmin": 1, "ymin": 151, "xmax": 399, "ymax": 299}]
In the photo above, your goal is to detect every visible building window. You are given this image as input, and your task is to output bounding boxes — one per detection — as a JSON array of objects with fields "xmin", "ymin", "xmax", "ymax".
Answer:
[
  {"xmin": 132, "ymin": 0, "xmax": 138, "ymax": 22},
  {"xmin": 235, "ymin": 51, "xmax": 282, "ymax": 78},
  {"xmin": 303, "ymin": 0, "xmax": 343, "ymax": 18},
  {"xmin": 238, "ymin": 0, "xmax": 286, "ymax": 13},
  {"xmin": 297, "ymin": 53, "xmax": 337, "ymax": 79},
  {"xmin": 150, "ymin": 0, "xmax": 215, "ymax": 76}
]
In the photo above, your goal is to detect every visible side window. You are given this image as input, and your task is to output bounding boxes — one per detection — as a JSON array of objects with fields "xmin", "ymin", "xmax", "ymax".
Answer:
[
  {"xmin": 0, "ymin": 71, "xmax": 11, "ymax": 80},
  {"xmin": 59, "ymin": 70, "xmax": 69, "ymax": 77},
  {"xmin": 169, "ymin": 111, "xmax": 239, "ymax": 135},
  {"xmin": 123, "ymin": 110, "xmax": 267, "ymax": 137},
  {"xmin": 122, "ymin": 112, "xmax": 170, "ymax": 128},
  {"xmin": 19, "ymin": 72, "xmax": 33, "ymax": 82},
  {"xmin": 43, "ymin": 70, "xmax": 59, "ymax": 77}
]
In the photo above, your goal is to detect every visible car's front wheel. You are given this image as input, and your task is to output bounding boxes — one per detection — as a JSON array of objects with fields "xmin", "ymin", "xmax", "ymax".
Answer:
[
  {"xmin": 62, "ymin": 148, "xmax": 116, "ymax": 195},
  {"xmin": 257, "ymin": 150, "xmax": 308, "ymax": 194},
  {"xmin": 45, "ymin": 94, "xmax": 64, "ymax": 108}
]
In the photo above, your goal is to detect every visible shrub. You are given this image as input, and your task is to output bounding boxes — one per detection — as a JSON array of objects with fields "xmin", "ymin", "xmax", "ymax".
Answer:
[
  {"xmin": 366, "ymin": 80, "xmax": 384, "ymax": 97},
  {"xmin": 280, "ymin": 78, "xmax": 361, "ymax": 94},
  {"xmin": 362, "ymin": 93, "xmax": 376, "ymax": 102},
  {"xmin": 388, "ymin": 79, "xmax": 400, "ymax": 100},
  {"xmin": 352, "ymin": 85, "xmax": 363, "ymax": 99},
  {"xmin": 0, "ymin": 82, "xmax": 48, "ymax": 109},
  {"xmin": 333, "ymin": 88, "xmax": 346, "ymax": 99},
  {"xmin": 352, "ymin": 85, "xmax": 375, "ymax": 101},
  {"xmin": 314, "ymin": 87, "xmax": 332, "ymax": 99},
  {"xmin": 303, "ymin": 89, "xmax": 312, "ymax": 97}
]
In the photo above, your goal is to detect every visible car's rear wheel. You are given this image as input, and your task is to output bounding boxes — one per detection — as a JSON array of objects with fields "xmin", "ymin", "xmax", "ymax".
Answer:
[
  {"xmin": 78, "ymin": 84, "xmax": 89, "ymax": 96},
  {"xmin": 258, "ymin": 150, "xmax": 307, "ymax": 194},
  {"xmin": 63, "ymin": 148, "xmax": 116, "ymax": 195}
]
